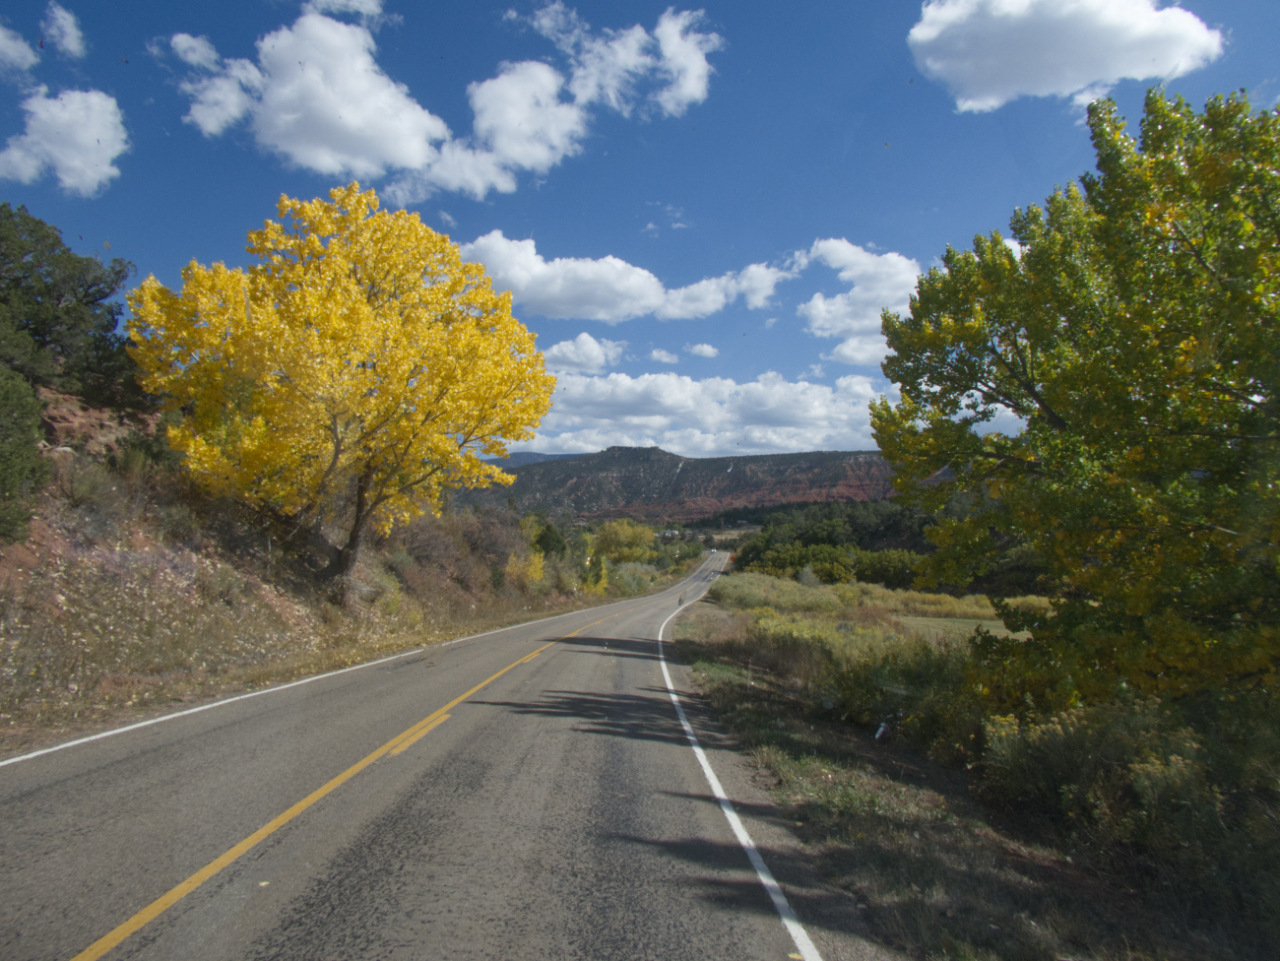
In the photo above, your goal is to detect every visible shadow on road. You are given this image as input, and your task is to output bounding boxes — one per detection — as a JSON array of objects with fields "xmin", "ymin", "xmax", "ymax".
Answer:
[{"xmin": 469, "ymin": 688, "xmax": 690, "ymax": 746}]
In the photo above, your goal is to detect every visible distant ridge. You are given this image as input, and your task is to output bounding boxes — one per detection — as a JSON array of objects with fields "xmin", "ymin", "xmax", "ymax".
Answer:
[
  {"xmin": 459, "ymin": 446, "xmax": 893, "ymax": 522},
  {"xmin": 486, "ymin": 451, "xmax": 589, "ymax": 469}
]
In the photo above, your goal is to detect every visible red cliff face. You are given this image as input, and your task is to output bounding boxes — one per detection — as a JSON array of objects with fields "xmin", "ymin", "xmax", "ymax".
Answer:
[{"xmin": 459, "ymin": 447, "xmax": 894, "ymax": 521}]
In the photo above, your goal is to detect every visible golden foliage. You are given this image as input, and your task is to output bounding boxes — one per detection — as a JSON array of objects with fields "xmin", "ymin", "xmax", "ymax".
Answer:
[
  {"xmin": 594, "ymin": 519, "xmax": 656, "ymax": 563},
  {"xmin": 505, "ymin": 550, "xmax": 545, "ymax": 591},
  {"xmin": 127, "ymin": 184, "xmax": 554, "ymax": 568}
]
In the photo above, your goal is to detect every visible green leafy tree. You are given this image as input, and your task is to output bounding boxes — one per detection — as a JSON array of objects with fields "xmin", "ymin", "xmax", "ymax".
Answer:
[
  {"xmin": 534, "ymin": 522, "xmax": 567, "ymax": 558},
  {"xmin": 0, "ymin": 203, "xmax": 136, "ymax": 404},
  {"xmin": 0, "ymin": 366, "xmax": 48, "ymax": 540},
  {"xmin": 871, "ymin": 90, "xmax": 1279, "ymax": 707}
]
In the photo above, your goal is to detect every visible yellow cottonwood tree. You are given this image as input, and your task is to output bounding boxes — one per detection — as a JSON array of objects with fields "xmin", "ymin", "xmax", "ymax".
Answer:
[{"xmin": 128, "ymin": 183, "xmax": 555, "ymax": 578}]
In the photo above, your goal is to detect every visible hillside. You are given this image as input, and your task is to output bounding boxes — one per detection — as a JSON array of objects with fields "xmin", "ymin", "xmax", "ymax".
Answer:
[{"xmin": 461, "ymin": 446, "xmax": 894, "ymax": 522}]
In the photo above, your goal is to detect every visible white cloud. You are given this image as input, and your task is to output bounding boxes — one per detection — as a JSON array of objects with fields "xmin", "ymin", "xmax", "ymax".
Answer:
[
  {"xmin": 796, "ymin": 238, "xmax": 920, "ymax": 366},
  {"xmin": 177, "ymin": 52, "xmax": 265, "ymax": 137},
  {"xmin": 171, "ymin": 33, "xmax": 220, "ymax": 71},
  {"xmin": 530, "ymin": 2, "xmax": 722, "ymax": 117},
  {"xmin": 172, "ymin": 3, "xmax": 722, "ymax": 201},
  {"xmin": 531, "ymin": 2, "xmax": 656, "ymax": 114},
  {"xmin": 825, "ymin": 335, "xmax": 893, "ymax": 365},
  {"xmin": 685, "ymin": 342, "xmax": 718, "ymax": 358},
  {"xmin": 0, "ymin": 86, "xmax": 128, "ymax": 195},
  {"xmin": 41, "ymin": 3, "xmax": 85, "ymax": 59},
  {"xmin": 0, "ymin": 24, "xmax": 39, "ymax": 72},
  {"xmin": 650, "ymin": 348, "xmax": 680, "ymax": 363},
  {"xmin": 652, "ymin": 8, "xmax": 725, "ymax": 116},
  {"xmin": 438, "ymin": 210, "xmax": 457, "ymax": 228},
  {"xmin": 462, "ymin": 60, "xmax": 586, "ymax": 173},
  {"xmin": 908, "ymin": 0, "xmax": 1224, "ymax": 112},
  {"xmin": 463, "ymin": 231, "xmax": 664, "ymax": 322},
  {"xmin": 543, "ymin": 332, "xmax": 626, "ymax": 374},
  {"xmin": 461, "ymin": 230, "xmax": 795, "ymax": 323},
  {"xmin": 532, "ymin": 371, "xmax": 881, "ymax": 456}
]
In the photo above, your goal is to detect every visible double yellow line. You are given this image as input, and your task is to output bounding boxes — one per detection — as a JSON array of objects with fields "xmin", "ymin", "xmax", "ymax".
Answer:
[{"xmin": 73, "ymin": 611, "xmax": 625, "ymax": 961}]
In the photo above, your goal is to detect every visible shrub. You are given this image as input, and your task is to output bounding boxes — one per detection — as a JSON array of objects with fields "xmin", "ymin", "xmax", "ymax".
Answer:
[
  {"xmin": 614, "ymin": 562, "xmax": 656, "ymax": 596},
  {"xmin": 505, "ymin": 550, "xmax": 545, "ymax": 592}
]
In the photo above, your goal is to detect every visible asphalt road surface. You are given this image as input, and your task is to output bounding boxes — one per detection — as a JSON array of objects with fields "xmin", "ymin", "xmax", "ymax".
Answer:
[{"xmin": 2, "ymin": 555, "xmax": 885, "ymax": 961}]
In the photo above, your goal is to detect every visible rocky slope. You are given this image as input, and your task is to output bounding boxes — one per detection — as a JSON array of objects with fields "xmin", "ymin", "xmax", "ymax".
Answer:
[{"xmin": 461, "ymin": 446, "xmax": 894, "ymax": 522}]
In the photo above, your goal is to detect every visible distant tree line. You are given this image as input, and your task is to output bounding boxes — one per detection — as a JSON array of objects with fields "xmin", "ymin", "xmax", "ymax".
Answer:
[{"xmin": 729, "ymin": 498, "xmax": 1050, "ymax": 595}]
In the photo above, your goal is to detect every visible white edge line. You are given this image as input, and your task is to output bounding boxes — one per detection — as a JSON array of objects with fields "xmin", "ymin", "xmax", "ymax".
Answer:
[
  {"xmin": 656, "ymin": 568, "xmax": 825, "ymax": 961},
  {"xmin": 1, "ymin": 558, "xmax": 722, "ymax": 770}
]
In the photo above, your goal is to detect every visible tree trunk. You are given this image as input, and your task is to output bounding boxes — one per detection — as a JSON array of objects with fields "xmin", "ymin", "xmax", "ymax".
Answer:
[{"xmin": 326, "ymin": 464, "xmax": 375, "ymax": 585}]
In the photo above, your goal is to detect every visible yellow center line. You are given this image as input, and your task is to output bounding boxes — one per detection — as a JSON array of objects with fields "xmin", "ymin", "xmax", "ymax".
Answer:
[
  {"xmin": 71, "ymin": 608, "xmax": 631, "ymax": 961},
  {"xmin": 389, "ymin": 713, "xmax": 451, "ymax": 755}
]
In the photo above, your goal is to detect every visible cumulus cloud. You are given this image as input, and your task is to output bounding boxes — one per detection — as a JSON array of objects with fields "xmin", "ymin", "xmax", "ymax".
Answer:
[
  {"xmin": 171, "ymin": 33, "xmax": 220, "ymax": 71},
  {"xmin": 650, "ymin": 348, "xmax": 680, "ymax": 363},
  {"xmin": 532, "ymin": 371, "xmax": 881, "ymax": 456},
  {"xmin": 909, "ymin": 0, "xmax": 1224, "ymax": 112},
  {"xmin": 685, "ymin": 342, "xmax": 718, "ymax": 358},
  {"xmin": 171, "ymin": 2, "xmax": 722, "ymax": 201},
  {"xmin": 0, "ymin": 85, "xmax": 128, "ymax": 195},
  {"xmin": 531, "ymin": 2, "xmax": 723, "ymax": 117},
  {"xmin": 796, "ymin": 238, "xmax": 921, "ymax": 366},
  {"xmin": 543, "ymin": 332, "xmax": 626, "ymax": 374},
  {"xmin": 174, "ymin": 14, "xmax": 445, "ymax": 176},
  {"xmin": 531, "ymin": 2, "xmax": 656, "ymax": 114},
  {"xmin": 460, "ymin": 230, "xmax": 795, "ymax": 323},
  {"xmin": 652, "ymin": 8, "xmax": 725, "ymax": 116},
  {"xmin": 0, "ymin": 24, "xmax": 39, "ymax": 72},
  {"xmin": 41, "ymin": 3, "xmax": 85, "ymax": 59}
]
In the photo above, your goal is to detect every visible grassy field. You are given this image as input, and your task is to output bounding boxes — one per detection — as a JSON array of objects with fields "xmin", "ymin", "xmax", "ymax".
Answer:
[{"xmin": 674, "ymin": 575, "xmax": 1268, "ymax": 961}]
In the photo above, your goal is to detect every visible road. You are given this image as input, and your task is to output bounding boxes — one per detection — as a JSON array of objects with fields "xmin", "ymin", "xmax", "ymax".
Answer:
[{"xmin": 1, "ymin": 555, "xmax": 880, "ymax": 961}]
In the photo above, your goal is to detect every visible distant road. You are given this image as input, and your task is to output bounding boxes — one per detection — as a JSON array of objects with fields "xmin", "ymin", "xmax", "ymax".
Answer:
[{"xmin": 1, "ymin": 555, "xmax": 879, "ymax": 961}]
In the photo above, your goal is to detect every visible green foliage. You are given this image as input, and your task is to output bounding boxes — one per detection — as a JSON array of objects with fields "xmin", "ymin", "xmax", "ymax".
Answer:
[
  {"xmin": 0, "ymin": 366, "xmax": 48, "ymax": 540},
  {"xmin": 848, "ymin": 548, "xmax": 924, "ymax": 590},
  {"xmin": 533, "ymin": 521, "xmax": 567, "ymax": 557},
  {"xmin": 734, "ymin": 499, "xmax": 938, "ymax": 588},
  {"xmin": 872, "ymin": 90, "xmax": 1280, "ymax": 705},
  {"xmin": 0, "ymin": 203, "xmax": 137, "ymax": 405}
]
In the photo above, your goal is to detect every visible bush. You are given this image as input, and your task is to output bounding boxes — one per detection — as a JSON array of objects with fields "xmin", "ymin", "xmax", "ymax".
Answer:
[{"xmin": 613, "ymin": 562, "xmax": 655, "ymax": 596}]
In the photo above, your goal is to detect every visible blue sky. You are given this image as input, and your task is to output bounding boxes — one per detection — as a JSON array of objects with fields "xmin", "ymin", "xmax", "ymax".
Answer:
[{"xmin": 2, "ymin": 0, "xmax": 1274, "ymax": 456}]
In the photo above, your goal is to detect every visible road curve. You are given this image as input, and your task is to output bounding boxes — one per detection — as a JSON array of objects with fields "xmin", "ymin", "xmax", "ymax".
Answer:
[{"xmin": 1, "ymin": 555, "xmax": 877, "ymax": 961}]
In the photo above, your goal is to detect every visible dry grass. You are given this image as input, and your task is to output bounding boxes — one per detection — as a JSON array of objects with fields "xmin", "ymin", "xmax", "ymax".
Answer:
[{"xmin": 673, "ymin": 601, "xmax": 1238, "ymax": 961}]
